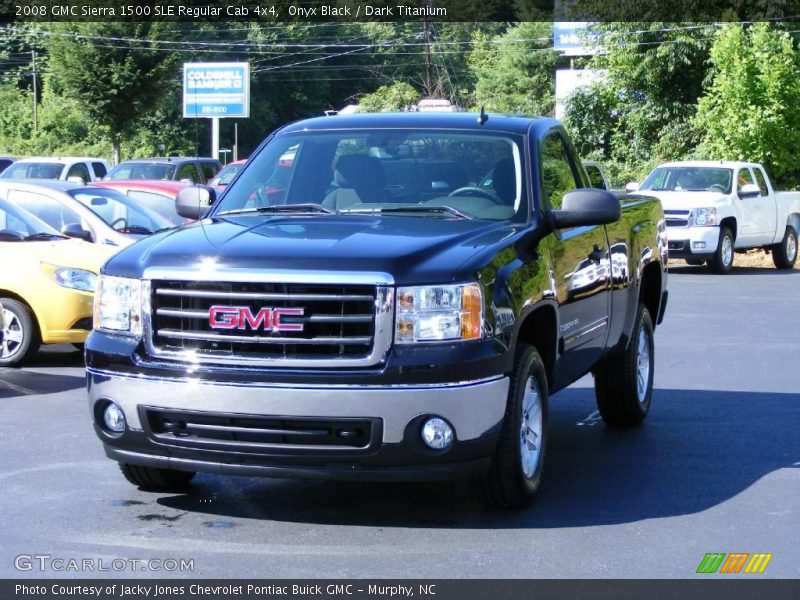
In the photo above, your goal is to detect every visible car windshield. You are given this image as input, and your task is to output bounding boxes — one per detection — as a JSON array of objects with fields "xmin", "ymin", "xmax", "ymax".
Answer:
[
  {"xmin": 214, "ymin": 129, "xmax": 526, "ymax": 222},
  {"xmin": 68, "ymin": 188, "xmax": 174, "ymax": 233},
  {"xmin": 107, "ymin": 162, "xmax": 177, "ymax": 180},
  {"xmin": 210, "ymin": 163, "xmax": 243, "ymax": 186},
  {"xmin": 641, "ymin": 167, "xmax": 733, "ymax": 193},
  {"xmin": 0, "ymin": 162, "xmax": 64, "ymax": 180},
  {"xmin": 0, "ymin": 198, "xmax": 66, "ymax": 240},
  {"xmin": 125, "ymin": 190, "xmax": 186, "ymax": 225}
]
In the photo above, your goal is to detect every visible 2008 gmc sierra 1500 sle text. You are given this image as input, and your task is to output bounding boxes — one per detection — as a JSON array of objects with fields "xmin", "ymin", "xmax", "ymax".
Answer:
[{"xmin": 86, "ymin": 113, "xmax": 668, "ymax": 508}]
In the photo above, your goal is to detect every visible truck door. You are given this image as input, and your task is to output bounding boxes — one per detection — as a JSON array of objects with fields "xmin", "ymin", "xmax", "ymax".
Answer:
[
  {"xmin": 538, "ymin": 129, "xmax": 611, "ymax": 388},
  {"xmin": 753, "ymin": 167, "xmax": 778, "ymax": 243},
  {"xmin": 736, "ymin": 167, "xmax": 773, "ymax": 245}
]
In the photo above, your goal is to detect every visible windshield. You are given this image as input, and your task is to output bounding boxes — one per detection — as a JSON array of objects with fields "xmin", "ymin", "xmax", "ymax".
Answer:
[
  {"xmin": 0, "ymin": 162, "xmax": 64, "ymax": 180},
  {"xmin": 68, "ymin": 188, "xmax": 173, "ymax": 233},
  {"xmin": 209, "ymin": 163, "xmax": 243, "ymax": 186},
  {"xmin": 641, "ymin": 167, "xmax": 733, "ymax": 193},
  {"xmin": 107, "ymin": 162, "xmax": 177, "ymax": 181},
  {"xmin": 214, "ymin": 129, "xmax": 526, "ymax": 222},
  {"xmin": 0, "ymin": 198, "xmax": 66, "ymax": 240}
]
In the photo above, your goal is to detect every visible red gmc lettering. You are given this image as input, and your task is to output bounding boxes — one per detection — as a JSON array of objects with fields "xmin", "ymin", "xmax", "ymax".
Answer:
[{"xmin": 208, "ymin": 306, "xmax": 305, "ymax": 331}]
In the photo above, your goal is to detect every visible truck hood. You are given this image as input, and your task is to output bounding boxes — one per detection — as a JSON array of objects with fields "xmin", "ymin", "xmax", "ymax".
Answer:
[
  {"xmin": 103, "ymin": 214, "xmax": 524, "ymax": 285},
  {"xmin": 636, "ymin": 190, "xmax": 728, "ymax": 210}
]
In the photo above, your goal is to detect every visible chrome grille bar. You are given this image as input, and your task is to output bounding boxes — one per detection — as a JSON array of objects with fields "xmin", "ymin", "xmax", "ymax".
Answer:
[
  {"xmin": 156, "ymin": 330, "xmax": 373, "ymax": 345},
  {"xmin": 155, "ymin": 288, "xmax": 373, "ymax": 302}
]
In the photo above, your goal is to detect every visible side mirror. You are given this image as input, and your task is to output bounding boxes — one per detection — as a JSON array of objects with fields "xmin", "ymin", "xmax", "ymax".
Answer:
[
  {"xmin": 739, "ymin": 183, "xmax": 760, "ymax": 198},
  {"xmin": 61, "ymin": 223, "xmax": 93, "ymax": 242},
  {"xmin": 625, "ymin": 181, "xmax": 640, "ymax": 193},
  {"xmin": 550, "ymin": 189, "xmax": 621, "ymax": 229},
  {"xmin": 179, "ymin": 178, "xmax": 194, "ymax": 184},
  {"xmin": 176, "ymin": 185, "xmax": 216, "ymax": 220},
  {"xmin": 66, "ymin": 176, "xmax": 85, "ymax": 185}
]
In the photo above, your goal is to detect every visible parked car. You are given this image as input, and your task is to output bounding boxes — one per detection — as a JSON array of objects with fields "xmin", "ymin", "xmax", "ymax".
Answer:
[
  {"xmin": 105, "ymin": 157, "xmax": 222, "ymax": 184},
  {"xmin": 0, "ymin": 180, "xmax": 174, "ymax": 248},
  {"xmin": 93, "ymin": 180, "xmax": 193, "ymax": 226},
  {"xmin": 208, "ymin": 159, "xmax": 246, "ymax": 189},
  {"xmin": 87, "ymin": 112, "xmax": 668, "ymax": 508},
  {"xmin": 632, "ymin": 160, "xmax": 800, "ymax": 272},
  {"xmin": 0, "ymin": 156, "xmax": 16, "ymax": 175},
  {"xmin": 0, "ymin": 198, "xmax": 116, "ymax": 366},
  {"xmin": 0, "ymin": 157, "xmax": 110, "ymax": 182}
]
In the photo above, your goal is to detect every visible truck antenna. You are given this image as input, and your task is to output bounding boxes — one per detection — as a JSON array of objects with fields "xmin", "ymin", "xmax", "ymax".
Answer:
[{"xmin": 477, "ymin": 106, "xmax": 488, "ymax": 125}]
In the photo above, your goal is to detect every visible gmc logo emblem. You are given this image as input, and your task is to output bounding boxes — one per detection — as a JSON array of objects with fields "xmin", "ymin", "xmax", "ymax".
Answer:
[{"xmin": 208, "ymin": 306, "xmax": 305, "ymax": 332}]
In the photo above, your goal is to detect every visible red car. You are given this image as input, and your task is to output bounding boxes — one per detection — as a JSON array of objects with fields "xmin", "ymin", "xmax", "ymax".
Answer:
[{"xmin": 94, "ymin": 180, "xmax": 194, "ymax": 225}]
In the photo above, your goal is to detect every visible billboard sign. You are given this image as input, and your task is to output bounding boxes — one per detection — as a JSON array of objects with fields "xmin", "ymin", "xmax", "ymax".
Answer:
[
  {"xmin": 554, "ymin": 22, "xmax": 602, "ymax": 56},
  {"xmin": 183, "ymin": 62, "xmax": 250, "ymax": 118}
]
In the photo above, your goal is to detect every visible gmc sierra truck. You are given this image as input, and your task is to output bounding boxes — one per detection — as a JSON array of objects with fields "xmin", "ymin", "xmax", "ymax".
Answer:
[
  {"xmin": 87, "ymin": 113, "xmax": 668, "ymax": 508},
  {"xmin": 630, "ymin": 160, "xmax": 800, "ymax": 273}
]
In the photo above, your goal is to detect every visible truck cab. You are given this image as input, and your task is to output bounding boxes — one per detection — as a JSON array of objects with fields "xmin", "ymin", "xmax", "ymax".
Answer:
[{"xmin": 86, "ymin": 113, "xmax": 668, "ymax": 508}]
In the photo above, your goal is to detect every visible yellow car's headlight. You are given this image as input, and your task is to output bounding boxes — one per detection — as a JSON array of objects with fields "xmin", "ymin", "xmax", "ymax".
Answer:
[{"xmin": 41, "ymin": 263, "xmax": 97, "ymax": 293}]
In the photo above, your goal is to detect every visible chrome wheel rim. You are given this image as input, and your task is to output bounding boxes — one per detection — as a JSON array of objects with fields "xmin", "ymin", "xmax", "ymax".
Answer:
[
  {"xmin": 787, "ymin": 232, "xmax": 797, "ymax": 263},
  {"xmin": 519, "ymin": 376, "xmax": 543, "ymax": 479},
  {"xmin": 721, "ymin": 235, "xmax": 733, "ymax": 267},
  {"xmin": 636, "ymin": 327, "xmax": 651, "ymax": 404},
  {"xmin": 1, "ymin": 308, "xmax": 24, "ymax": 359}
]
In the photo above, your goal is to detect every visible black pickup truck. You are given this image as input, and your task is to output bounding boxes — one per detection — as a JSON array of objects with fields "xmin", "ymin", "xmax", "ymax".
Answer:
[{"xmin": 87, "ymin": 112, "xmax": 668, "ymax": 508}]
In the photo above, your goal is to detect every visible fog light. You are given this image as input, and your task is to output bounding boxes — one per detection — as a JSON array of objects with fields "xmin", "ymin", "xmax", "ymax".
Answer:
[
  {"xmin": 103, "ymin": 402, "xmax": 126, "ymax": 433},
  {"xmin": 692, "ymin": 241, "xmax": 706, "ymax": 249},
  {"xmin": 421, "ymin": 417, "xmax": 454, "ymax": 450}
]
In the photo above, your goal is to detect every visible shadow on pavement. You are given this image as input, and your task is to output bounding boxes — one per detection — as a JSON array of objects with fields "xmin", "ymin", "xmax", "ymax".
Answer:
[
  {"xmin": 669, "ymin": 264, "xmax": 800, "ymax": 276},
  {"xmin": 0, "ymin": 347, "xmax": 84, "ymax": 397},
  {"xmin": 156, "ymin": 387, "xmax": 799, "ymax": 529}
]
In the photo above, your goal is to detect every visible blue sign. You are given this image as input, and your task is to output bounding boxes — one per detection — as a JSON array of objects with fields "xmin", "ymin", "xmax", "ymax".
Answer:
[
  {"xmin": 553, "ymin": 22, "xmax": 601, "ymax": 56},
  {"xmin": 183, "ymin": 62, "xmax": 250, "ymax": 119}
]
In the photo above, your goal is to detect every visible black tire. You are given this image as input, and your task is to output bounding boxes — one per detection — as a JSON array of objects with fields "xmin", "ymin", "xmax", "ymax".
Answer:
[
  {"xmin": 480, "ymin": 344, "xmax": 549, "ymax": 509},
  {"xmin": 0, "ymin": 298, "xmax": 40, "ymax": 367},
  {"xmin": 710, "ymin": 226, "xmax": 734, "ymax": 274},
  {"xmin": 685, "ymin": 259, "xmax": 704, "ymax": 266},
  {"xmin": 119, "ymin": 463, "xmax": 195, "ymax": 491},
  {"xmin": 772, "ymin": 226, "xmax": 798, "ymax": 269},
  {"xmin": 71, "ymin": 343, "xmax": 85, "ymax": 352},
  {"xmin": 593, "ymin": 305, "xmax": 654, "ymax": 427}
]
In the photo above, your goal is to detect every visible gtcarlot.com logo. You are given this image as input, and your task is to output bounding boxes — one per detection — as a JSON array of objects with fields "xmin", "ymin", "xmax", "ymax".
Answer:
[
  {"xmin": 14, "ymin": 554, "xmax": 195, "ymax": 573},
  {"xmin": 696, "ymin": 552, "xmax": 773, "ymax": 574}
]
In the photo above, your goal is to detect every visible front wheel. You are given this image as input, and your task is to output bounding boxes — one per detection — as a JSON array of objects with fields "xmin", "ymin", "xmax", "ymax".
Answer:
[
  {"xmin": 0, "ymin": 299, "xmax": 40, "ymax": 367},
  {"xmin": 119, "ymin": 463, "xmax": 195, "ymax": 491},
  {"xmin": 480, "ymin": 344, "xmax": 549, "ymax": 508},
  {"xmin": 710, "ymin": 226, "xmax": 734, "ymax": 273},
  {"xmin": 593, "ymin": 304, "xmax": 655, "ymax": 427},
  {"xmin": 772, "ymin": 226, "xmax": 798, "ymax": 269}
]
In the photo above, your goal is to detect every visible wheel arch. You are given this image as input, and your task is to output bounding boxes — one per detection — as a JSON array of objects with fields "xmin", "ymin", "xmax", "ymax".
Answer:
[
  {"xmin": 638, "ymin": 262, "xmax": 664, "ymax": 329},
  {"xmin": 719, "ymin": 216, "xmax": 737, "ymax": 240},
  {"xmin": 513, "ymin": 302, "xmax": 558, "ymax": 391}
]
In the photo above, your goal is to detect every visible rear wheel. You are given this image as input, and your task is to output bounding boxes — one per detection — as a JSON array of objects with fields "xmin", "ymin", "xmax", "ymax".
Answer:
[
  {"xmin": 710, "ymin": 226, "xmax": 734, "ymax": 273},
  {"xmin": 0, "ymin": 299, "xmax": 40, "ymax": 367},
  {"xmin": 593, "ymin": 304, "xmax": 654, "ymax": 427},
  {"xmin": 772, "ymin": 226, "xmax": 797, "ymax": 269},
  {"xmin": 119, "ymin": 463, "xmax": 195, "ymax": 491},
  {"xmin": 480, "ymin": 344, "xmax": 548, "ymax": 508}
]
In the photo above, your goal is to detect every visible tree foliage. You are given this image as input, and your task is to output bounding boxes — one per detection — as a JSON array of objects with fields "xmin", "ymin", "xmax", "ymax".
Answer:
[
  {"xmin": 695, "ymin": 23, "xmax": 800, "ymax": 186},
  {"xmin": 358, "ymin": 82, "xmax": 420, "ymax": 112}
]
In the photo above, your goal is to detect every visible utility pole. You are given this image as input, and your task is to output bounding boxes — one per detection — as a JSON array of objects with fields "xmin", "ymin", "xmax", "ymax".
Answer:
[
  {"xmin": 422, "ymin": 14, "xmax": 432, "ymax": 98},
  {"xmin": 31, "ymin": 50, "xmax": 38, "ymax": 132}
]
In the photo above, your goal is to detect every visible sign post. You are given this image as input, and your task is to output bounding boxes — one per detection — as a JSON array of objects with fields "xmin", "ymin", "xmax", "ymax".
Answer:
[{"xmin": 183, "ymin": 62, "xmax": 250, "ymax": 162}]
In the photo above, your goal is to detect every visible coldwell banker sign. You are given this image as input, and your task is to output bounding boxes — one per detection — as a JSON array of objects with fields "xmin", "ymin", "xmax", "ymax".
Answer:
[{"xmin": 183, "ymin": 62, "xmax": 250, "ymax": 118}]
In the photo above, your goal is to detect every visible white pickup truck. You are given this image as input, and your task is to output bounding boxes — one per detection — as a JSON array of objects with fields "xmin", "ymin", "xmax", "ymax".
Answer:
[{"xmin": 630, "ymin": 161, "xmax": 800, "ymax": 273}]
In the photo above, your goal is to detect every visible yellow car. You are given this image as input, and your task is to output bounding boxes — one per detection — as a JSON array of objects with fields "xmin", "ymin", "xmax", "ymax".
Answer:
[{"xmin": 0, "ymin": 198, "xmax": 115, "ymax": 366}]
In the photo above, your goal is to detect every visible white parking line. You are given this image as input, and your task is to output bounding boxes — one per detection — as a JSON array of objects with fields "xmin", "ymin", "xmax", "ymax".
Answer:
[
  {"xmin": 0, "ymin": 379, "xmax": 38, "ymax": 396},
  {"xmin": 576, "ymin": 409, "xmax": 602, "ymax": 427}
]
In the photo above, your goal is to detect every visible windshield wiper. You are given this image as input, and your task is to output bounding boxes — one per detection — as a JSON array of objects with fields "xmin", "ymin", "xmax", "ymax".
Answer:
[
  {"xmin": 218, "ymin": 203, "xmax": 335, "ymax": 216},
  {"xmin": 0, "ymin": 232, "xmax": 24, "ymax": 241},
  {"xmin": 341, "ymin": 205, "xmax": 474, "ymax": 220},
  {"xmin": 23, "ymin": 232, "xmax": 68, "ymax": 241},
  {"xmin": 116, "ymin": 226, "xmax": 155, "ymax": 235}
]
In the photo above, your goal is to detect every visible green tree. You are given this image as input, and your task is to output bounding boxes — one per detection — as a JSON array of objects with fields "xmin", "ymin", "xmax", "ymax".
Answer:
[
  {"xmin": 358, "ymin": 82, "xmax": 420, "ymax": 112},
  {"xmin": 44, "ymin": 23, "xmax": 181, "ymax": 163},
  {"xmin": 467, "ymin": 22, "xmax": 557, "ymax": 115},
  {"xmin": 695, "ymin": 23, "xmax": 800, "ymax": 186}
]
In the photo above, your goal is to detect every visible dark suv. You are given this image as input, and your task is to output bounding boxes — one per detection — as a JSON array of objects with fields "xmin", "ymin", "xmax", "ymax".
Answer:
[{"xmin": 105, "ymin": 157, "xmax": 221, "ymax": 184}]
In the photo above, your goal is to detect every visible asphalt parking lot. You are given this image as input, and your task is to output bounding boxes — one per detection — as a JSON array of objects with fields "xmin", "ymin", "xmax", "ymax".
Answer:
[{"xmin": 1, "ymin": 266, "xmax": 798, "ymax": 579}]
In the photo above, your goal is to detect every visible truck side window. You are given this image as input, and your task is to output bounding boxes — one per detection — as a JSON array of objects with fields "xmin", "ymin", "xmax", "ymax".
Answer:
[
  {"xmin": 176, "ymin": 163, "xmax": 199, "ymax": 183},
  {"xmin": 753, "ymin": 168, "xmax": 768, "ymax": 196},
  {"xmin": 585, "ymin": 165, "xmax": 606, "ymax": 190},
  {"xmin": 540, "ymin": 132, "xmax": 580, "ymax": 209},
  {"xmin": 67, "ymin": 162, "xmax": 91, "ymax": 182},
  {"xmin": 737, "ymin": 168, "xmax": 754, "ymax": 192}
]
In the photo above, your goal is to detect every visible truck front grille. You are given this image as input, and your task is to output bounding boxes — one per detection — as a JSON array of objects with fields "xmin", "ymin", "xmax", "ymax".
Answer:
[
  {"xmin": 142, "ymin": 407, "xmax": 380, "ymax": 455},
  {"xmin": 664, "ymin": 209, "xmax": 690, "ymax": 228},
  {"xmin": 145, "ymin": 278, "xmax": 393, "ymax": 367}
]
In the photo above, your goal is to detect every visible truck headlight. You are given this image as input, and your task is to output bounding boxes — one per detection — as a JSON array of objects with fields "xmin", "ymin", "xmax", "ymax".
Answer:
[
  {"xmin": 41, "ymin": 264, "xmax": 97, "ymax": 292},
  {"xmin": 689, "ymin": 207, "xmax": 717, "ymax": 227},
  {"xmin": 94, "ymin": 275, "xmax": 143, "ymax": 335},
  {"xmin": 395, "ymin": 283, "xmax": 483, "ymax": 344}
]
